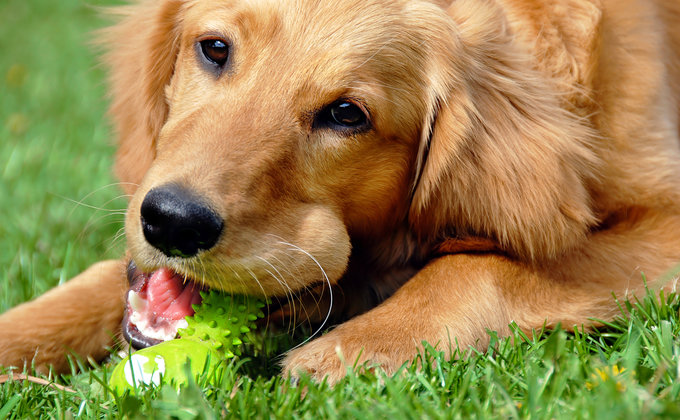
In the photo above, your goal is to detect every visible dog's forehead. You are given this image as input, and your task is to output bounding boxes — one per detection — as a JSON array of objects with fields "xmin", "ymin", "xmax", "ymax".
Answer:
[
  {"xmin": 183, "ymin": 0, "xmax": 442, "ymax": 71},
  {"xmin": 185, "ymin": 0, "xmax": 418, "ymax": 34},
  {"xmin": 181, "ymin": 0, "xmax": 451, "ymax": 109}
]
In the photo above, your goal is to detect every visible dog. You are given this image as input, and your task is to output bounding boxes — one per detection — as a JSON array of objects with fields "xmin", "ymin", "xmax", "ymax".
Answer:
[{"xmin": 1, "ymin": 0, "xmax": 680, "ymax": 385}]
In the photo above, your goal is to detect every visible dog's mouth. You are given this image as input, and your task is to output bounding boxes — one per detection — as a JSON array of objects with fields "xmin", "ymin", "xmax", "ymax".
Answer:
[{"xmin": 123, "ymin": 261, "xmax": 204, "ymax": 349}]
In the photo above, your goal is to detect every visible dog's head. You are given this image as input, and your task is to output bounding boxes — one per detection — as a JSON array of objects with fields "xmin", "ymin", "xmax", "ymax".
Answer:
[{"xmin": 105, "ymin": 0, "xmax": 598, "ymax": 345}]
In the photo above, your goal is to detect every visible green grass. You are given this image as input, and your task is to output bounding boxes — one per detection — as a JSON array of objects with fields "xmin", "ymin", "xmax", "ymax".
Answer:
[
  {"xmin": 1, "ymin": 0, "xmax": 680, "ymax": 418},
  {"xmin": 0, "ymin": 0, "xmax": 128, "ymax": 310}
]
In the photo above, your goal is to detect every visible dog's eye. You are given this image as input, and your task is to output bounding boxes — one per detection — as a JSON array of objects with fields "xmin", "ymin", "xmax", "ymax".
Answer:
[
  {"xmin": 316, "ymin": 100, "xmax": 370, "ymax": 132},
  {"xmin": 330, "ymin": 102, "xmax": 366, "ymax": 126},
  {"xmin": 199, "ymin": 38, "xmax": 229, "ymax": 67}
]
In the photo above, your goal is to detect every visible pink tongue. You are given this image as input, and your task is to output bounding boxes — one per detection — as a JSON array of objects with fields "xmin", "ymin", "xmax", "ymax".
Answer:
[{"xmin": 147, "ymin": 268, "xmax": 202, "ymax": 320}]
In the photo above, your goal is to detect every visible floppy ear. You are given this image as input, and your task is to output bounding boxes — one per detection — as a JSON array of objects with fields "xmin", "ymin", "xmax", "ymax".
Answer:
[
  {"xmin": 410, "ymin": 0, "xmax": 600, "ymax": 261},
  {"xmin": 100, "ymin": 0, "xmax": 184, "ymax": 196}
]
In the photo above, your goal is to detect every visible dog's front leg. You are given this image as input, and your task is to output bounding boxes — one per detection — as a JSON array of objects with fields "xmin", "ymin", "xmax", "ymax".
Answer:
[
  {"xmin": 282, "ymin": 254, "xmax": 520, "ymax": 384},
  {"xmin": 0, "ymin": 260, "xmax": 127, "ymax": 374},
  {"xmin": 282, "ymin": 242, "xmax": 671, "ymax": 385}
]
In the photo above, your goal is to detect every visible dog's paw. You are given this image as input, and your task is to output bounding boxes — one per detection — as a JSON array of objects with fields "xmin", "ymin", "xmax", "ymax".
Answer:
[
  {"xmin": 281, "ymin": 322, "xmax": 415, "ymax": 385},
  {"xmin": 282, "ymin": 333, "xmax": 350, "ymax": 385}
]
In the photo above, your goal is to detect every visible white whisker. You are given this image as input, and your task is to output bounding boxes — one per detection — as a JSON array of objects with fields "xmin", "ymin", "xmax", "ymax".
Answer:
[
  {"xmin": 257, "ymin": 255, "xmax": 318, "ymax": 333},
  {"xmin": 271, "ymin": 239, "xmax": 334, "ymax": 351},
  {"xmin": 243, "ymin": 267, "xmax": 269, "ymax": 300},
  {"xmin": 251, "ymin": 259, "xmax": 298, "ymax": 320}
]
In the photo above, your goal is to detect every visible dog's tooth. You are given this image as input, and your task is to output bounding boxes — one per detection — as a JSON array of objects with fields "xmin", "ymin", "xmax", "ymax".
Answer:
[
  {"xmin": 175, "ymin": 319, "xmax": 188, "ymax": 332},
  {"xmin": 128, "ymin": 290, "xmax": 147, "ymax": 312}
]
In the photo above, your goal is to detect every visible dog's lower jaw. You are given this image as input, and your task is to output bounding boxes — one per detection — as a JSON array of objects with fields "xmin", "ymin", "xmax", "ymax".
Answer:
[{"xmin": 122, "ymin": 264, "xmax": 203, "ymax": 350}]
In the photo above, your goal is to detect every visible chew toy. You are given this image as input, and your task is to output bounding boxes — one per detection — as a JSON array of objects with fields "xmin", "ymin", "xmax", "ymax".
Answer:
[{"xmin": 109, "ymin": 291, "xmax": 264, "ymax": 394}]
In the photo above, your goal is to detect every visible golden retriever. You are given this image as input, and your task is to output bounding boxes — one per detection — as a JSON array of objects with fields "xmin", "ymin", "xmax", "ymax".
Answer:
[{"xmin": 2, "ymin": 0, "xmax": 680, "ymax": 384}]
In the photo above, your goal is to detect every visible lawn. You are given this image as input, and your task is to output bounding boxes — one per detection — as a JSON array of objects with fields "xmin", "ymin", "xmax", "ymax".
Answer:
[{"xmin": 1, "ymin": 0, "xmax": 680, "ymax": 418}]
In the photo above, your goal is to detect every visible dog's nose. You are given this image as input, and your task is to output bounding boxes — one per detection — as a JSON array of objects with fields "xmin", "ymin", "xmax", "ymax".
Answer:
[{"xmin": 140, "ymin": 184, "xmax": 224, "ymax": 258}]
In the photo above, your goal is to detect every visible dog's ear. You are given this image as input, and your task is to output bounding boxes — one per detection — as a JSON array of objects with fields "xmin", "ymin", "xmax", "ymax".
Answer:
[
  {"xmin": 100, "ymin": 0, "xmax": 184, "ymax": 196},
  {"xmin": 410, "ymin": 0, "xmax": 600, "ymax": 261}
]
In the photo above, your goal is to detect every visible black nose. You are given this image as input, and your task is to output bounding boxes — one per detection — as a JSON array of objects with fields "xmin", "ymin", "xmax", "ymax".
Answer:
[{"xmin": 140, "ymin": 184, "xmax": 224, "ymax": 258}]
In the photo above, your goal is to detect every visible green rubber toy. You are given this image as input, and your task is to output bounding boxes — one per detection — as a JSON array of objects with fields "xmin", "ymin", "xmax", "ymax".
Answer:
[{"xmin": 109, "ymin": 291, "xmax": 264, "ymax": 394}]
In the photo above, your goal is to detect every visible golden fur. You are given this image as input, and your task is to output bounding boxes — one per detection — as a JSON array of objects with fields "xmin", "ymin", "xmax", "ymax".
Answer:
[{"xmin": 2, "ymin": 0, "xmax": 680, "ymax": 384}]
